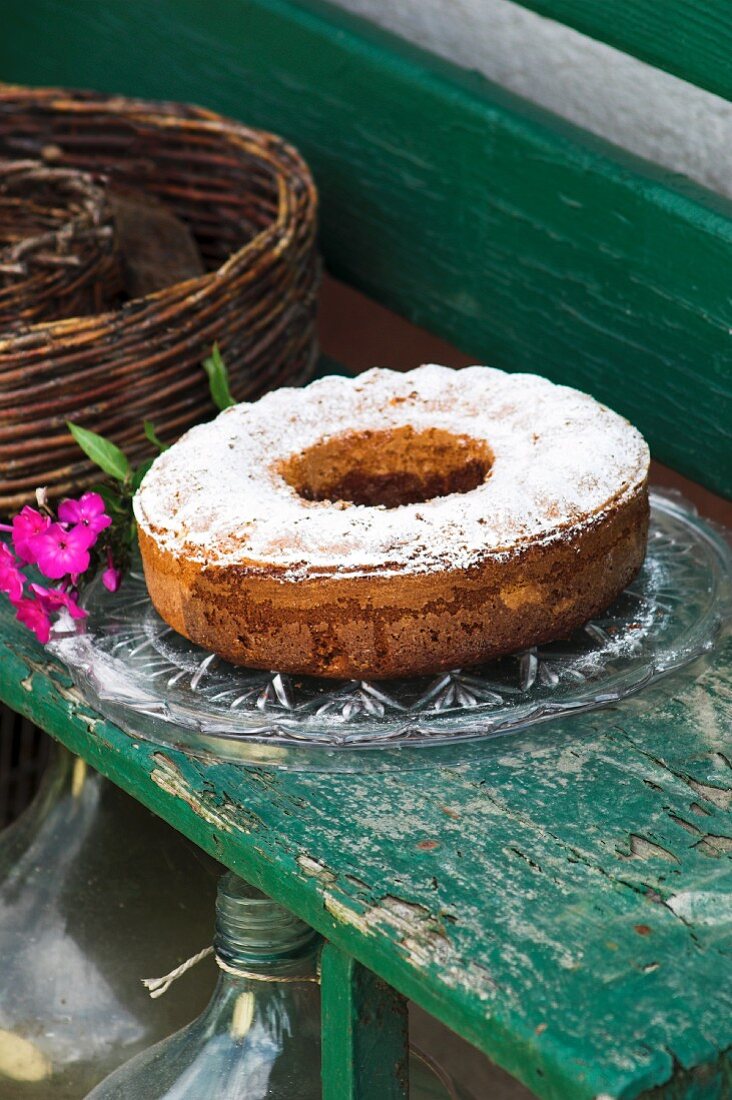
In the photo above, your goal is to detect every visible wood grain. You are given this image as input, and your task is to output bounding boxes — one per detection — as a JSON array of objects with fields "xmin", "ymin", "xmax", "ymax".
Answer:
[
  {"xmin": 514, "ymin": 0, "xmax": 732, "ymax": 104},
  {"xmin": 0, "ymin": 0, "xmax": 730, "ymax": 496},
  {"xmin": 1, "ymin": 602, "xmax": 730, "ymax": 1100}
]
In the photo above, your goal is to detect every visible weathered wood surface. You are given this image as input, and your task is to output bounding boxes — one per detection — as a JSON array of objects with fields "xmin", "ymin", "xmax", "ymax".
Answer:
[
  {"xmin": 1, "ymin": 602, "xmax": 730, "ymax": 1100},
  {"xmin": 513, "ymin": 0, "xmax": 732, "ymax": 105},
  {"xmin": 1, "ymin": 0, "xmax": 731, "ymax": 497}
]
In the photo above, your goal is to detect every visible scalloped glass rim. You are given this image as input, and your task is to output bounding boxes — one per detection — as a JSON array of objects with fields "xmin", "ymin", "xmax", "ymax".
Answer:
[{"xmin": 50, "ymin": 490, "xmax": 732, "ymax": 771}]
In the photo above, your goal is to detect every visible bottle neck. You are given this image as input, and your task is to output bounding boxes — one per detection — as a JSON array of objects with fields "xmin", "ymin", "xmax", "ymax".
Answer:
[
  {"xmin": 214, "ymin": 921, "xmax": 321, "ymax": 984},
  {"xmin": 214, "ymin": 875, "xmax": 321, "ymax": 973},
  {"xmin": 0, "ymin": 742, "xmax": 103, "ymax": 874},
  {"xmin": 199, "ymin": 935, "xmax": 320, "ymax": 1044},
  {"xmin": 214, "ymin": 943, "xmax": 321, "ymax": 983},
  {"xmin": 25, "ymin": 741, "xmax": 99, "ymax": 812}
]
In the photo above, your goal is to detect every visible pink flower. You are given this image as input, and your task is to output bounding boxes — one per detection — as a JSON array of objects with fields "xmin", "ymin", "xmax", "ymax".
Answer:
[
  {"xmin": 13, "ymin": 597, "xmax": 51, "ymax": 644},
  {"xmin": 58, "ymin": 492, "xmax": 111, "ymax": 541},
  {"xmin": 33, "ymin": 523, "xmax": 92, "ymax": 580},
  {"xmin": 11, "ymin": 506, "xmax": 50, "ymax": 564},
  {"xmin": 102, "ymin": 548, "xmax": 122, "ymax": 592},
  {"xmin": 0, "ymin": 544, "xmax": 23, "ymax": 602},
  {"xmin": 30, "ymin": 583, "xmax": 87, "ymax": 620}
]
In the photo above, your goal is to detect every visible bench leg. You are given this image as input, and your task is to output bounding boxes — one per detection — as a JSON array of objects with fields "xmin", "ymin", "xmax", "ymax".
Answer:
[{"xmin": 321, "ymin": 942, "xmax": 409, "ymax": 1100}]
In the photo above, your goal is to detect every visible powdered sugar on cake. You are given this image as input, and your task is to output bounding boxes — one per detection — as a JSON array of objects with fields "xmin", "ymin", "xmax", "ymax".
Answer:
[{"xmin": 133, "ymin": 365, "xmax": 650, "ymax": 578}]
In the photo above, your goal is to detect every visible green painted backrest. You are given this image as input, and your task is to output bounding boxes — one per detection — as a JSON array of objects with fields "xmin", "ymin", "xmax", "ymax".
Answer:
[
  {"xmin": 513, "ymin": 0, "xmax": 732, "ymax": 102},
  {"xmin": 1, "ymin": 0, "xmax": 730, "ymax": 496}
]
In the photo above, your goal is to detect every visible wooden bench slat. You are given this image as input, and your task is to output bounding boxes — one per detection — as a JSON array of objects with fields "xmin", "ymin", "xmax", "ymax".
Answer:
[
  {"xmin": 2, "ymin": 602, "xmax": 731, "ymax": 1100},
  {"xmin": 513, "ymin": 0, "xmax": 732, "ymax": 104},
  {"xmin": 1, "ymin": 0, "xmax": 730, "ymax": 496}
]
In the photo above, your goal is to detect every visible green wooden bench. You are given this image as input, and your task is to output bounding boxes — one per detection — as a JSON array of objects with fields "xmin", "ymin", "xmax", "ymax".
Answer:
[{"xmin": 1, "ymin": 1, "xmax": 731, "ymax": 1097}]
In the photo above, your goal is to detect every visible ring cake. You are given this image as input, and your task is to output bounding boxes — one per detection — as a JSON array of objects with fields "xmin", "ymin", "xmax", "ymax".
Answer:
[{"xmin": 134, "ymin": 365, "xmax": 650, "ymax": 679}]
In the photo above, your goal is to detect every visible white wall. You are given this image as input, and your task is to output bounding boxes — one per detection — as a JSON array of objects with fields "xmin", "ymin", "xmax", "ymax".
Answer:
[{"xmin": 333, "ymin": 0, "xmax": 732, "ymax": 200}]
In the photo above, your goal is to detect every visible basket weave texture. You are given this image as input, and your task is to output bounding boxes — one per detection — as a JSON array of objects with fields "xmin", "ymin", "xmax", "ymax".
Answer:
[
  {"xmin": 0, "ymin": 86, "xmax": 320, "ymax": 511},
  {"xmin": 0, "ymin": 160, "xmax": 118, "ymax": 328}
]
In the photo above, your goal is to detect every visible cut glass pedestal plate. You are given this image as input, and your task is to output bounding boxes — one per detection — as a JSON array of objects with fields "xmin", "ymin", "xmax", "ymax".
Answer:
[{"xmin": 50, "ymin": 491, "xmax": 732, "ymax": 771}]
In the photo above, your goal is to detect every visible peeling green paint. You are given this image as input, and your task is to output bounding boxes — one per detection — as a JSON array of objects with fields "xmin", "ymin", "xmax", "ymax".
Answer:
[{"xmin": 0, "ymin": 599, "xmax": 730, "ymax": 1099}]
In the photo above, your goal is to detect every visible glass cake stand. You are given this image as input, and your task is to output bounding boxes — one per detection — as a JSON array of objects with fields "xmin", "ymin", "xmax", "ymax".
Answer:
[{"xmin": 50, "ymin": 491, "xmax": 732, "ymax": 771}]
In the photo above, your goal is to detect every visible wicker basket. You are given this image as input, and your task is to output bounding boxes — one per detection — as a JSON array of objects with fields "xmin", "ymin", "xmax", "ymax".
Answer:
[
  {"xmin": 0, "ymin": 86, "xmax": 320, "ymax": 512},
  {"xmin": 0, "ymin": 159, "xmax": 118, "ymax": 328}
]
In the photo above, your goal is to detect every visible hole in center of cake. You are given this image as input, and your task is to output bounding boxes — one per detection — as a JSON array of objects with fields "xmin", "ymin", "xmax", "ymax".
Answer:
[{"xmin": 281, "ymin": 426, "xmax": 493, "ymax": 508}]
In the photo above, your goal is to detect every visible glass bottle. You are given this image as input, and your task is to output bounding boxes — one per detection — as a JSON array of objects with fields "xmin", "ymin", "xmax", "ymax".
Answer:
[
  {"xmin": 0, "ymin": 740, "xmax": 218, "ymax": 1099},
  {"xmin": 86, "ymin": 873, "xmax": 464, "ymax": 1099}
]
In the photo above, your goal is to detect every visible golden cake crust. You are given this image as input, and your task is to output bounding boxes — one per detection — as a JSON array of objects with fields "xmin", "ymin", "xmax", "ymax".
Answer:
[{"xmin": 135, "ymin": 365, "xmax": 650, "ymax": 679}]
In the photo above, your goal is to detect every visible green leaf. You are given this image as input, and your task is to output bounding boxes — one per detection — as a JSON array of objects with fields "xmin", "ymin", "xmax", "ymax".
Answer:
[
  {"xmin": 93, "ymin": 483, "xmax": 126, "ymax": 515},
  {"xmin": 203, "ymin": 343, "xmax": 235, "ymax": 411},
  {"xmin": 131, "ymin": 457, "xmax": 155, "ymax": 493},
  {"xmin": 144, "ymin": 420, "xmax": 168, "ymax": 452},
  {"xmin": 67, "ymin": 422, "xmax": 130, "ymax": 482}
]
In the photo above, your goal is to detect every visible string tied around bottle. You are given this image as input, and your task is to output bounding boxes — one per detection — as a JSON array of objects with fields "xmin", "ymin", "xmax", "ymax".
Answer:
[
  {"xmin": 142, "ymin": 945, "xmax": 321, "ymax": 999},
  {"xmin": 142, "ymin": 946, "xmax": 216, "ymax": 999},
  {"xmin": 142, "ymin": 949, "xmax": 459, "ymax": 1099}
]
